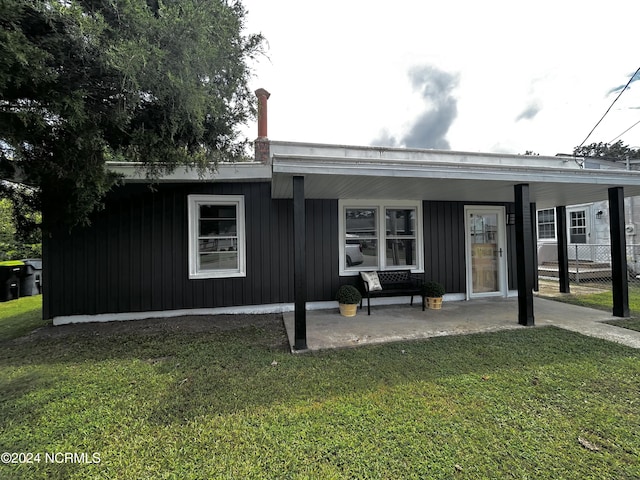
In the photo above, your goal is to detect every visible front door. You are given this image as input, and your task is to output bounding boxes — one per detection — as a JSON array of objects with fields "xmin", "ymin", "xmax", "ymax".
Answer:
[{"xmin": 464, "ymin": 206, "xmax": 508, "ymax": 299}]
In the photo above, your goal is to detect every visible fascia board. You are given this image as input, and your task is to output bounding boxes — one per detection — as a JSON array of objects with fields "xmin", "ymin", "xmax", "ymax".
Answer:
[
  {"xmin": 271, "ymin": 156, "xmax": 640, "ymax": 186},
  {"xmin": 107, "ymin": 162, "xmax": 272, "ymax": 182}
]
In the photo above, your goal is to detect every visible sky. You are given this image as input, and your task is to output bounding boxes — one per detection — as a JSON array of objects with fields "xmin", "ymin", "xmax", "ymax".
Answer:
[{"xmin": 240, "ymin": 0, "xmax": 640, "ymax": 156}]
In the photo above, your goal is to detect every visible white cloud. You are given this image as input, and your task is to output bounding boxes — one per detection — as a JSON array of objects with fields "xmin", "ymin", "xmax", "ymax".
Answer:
[{"xmin": 242, "ymin": 0, "xmax": 640, "ymax": 154}]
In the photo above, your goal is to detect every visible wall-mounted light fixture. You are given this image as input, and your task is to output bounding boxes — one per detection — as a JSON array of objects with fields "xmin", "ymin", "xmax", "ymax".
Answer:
[{"xmin": 596, "ymin": 210, "xmax": 603, "ymax": 219}]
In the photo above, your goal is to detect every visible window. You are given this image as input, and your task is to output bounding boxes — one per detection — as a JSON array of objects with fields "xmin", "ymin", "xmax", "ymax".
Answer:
[
  {"xmin": 339, "ymin": 200, "xmax": 423, "ymax": 275},
  {"xmin": 537, "ymin": 208, "xmax": 556, "ymax": 240},
  {"xmin": 345, "ymin": 207, "xmax": 378, "ymax": 268},
  {"xmin": 386, "ymin": 208, "xmax": 417, "ymax": 267},
  {"xmin": 188, "ymin": 195, "xmax": 246, "ymax": 279}
]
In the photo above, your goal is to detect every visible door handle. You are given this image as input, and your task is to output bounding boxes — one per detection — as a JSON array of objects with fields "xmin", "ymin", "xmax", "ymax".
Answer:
[{"xmin": 498, "ymin": 248, "xmax": 503, "ymax": 257}]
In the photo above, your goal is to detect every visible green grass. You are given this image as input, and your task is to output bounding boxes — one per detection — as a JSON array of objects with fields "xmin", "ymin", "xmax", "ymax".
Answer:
[
  {"xmin": 541, "ymin": 285, "xmax": 640, "ymax": 332},
  {"xmin": 0, "ymin": 296, "xmax": 49, "ymax": 341},
  {"xmin": 1, "ymin": 299, "xmax": 639, "ymax": 479}
]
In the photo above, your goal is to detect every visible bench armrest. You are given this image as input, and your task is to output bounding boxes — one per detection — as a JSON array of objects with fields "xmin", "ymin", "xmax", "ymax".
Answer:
[{"xmin": 410, "ymin": 273, "xmax": 424, "ymax": 287}]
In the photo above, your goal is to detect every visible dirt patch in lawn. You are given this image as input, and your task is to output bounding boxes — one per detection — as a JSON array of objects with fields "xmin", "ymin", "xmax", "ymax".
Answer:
[
  {"xmin": 535, "ymin": 279, "xmax": 610, "ymax": 297},
  {"xmin": 10, "ymin": 313, "xmax": 290, "ymax": 348}
]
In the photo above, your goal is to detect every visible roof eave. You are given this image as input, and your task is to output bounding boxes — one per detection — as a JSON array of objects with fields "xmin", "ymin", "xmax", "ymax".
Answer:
[{"xmin": 107, "ymin": 162, "xmax": 272, "ymax": 183}]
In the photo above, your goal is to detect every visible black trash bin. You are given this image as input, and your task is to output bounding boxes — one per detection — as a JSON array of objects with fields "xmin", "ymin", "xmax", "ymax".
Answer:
[
  {"xmin": 20, "ymin": 259, "xmax": 43, "ymax": 296},
  {"xmin": 0, "ymin": 261, "xmax": 25, "ymax": 302}
]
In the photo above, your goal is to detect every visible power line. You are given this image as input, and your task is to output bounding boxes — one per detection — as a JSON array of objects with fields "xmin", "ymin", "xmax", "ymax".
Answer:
[
  {"xmin": 577, "ymin": 66, "xmax": 640, "ymax": 148},
  {"xmin": 609, "ymin": 118, "xmax": 640, "ymax": 144}
]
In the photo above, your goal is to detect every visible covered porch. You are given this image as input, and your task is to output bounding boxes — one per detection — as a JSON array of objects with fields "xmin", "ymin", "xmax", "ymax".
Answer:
[
  {"xmin": 283, "ymin": 296, "xmax": 640, "ymax": 352},
  {"xmin": 269, "ymin": 141, "xmax": 640, "ymax": 351}
]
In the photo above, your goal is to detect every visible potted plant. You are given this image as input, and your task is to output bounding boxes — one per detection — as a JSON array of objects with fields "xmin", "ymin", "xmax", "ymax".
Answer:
[
  {"xmin": 336, "ymin": 285, "xmax": 362, "ymax": 317},
  {"xmin": 422, "ymin": 281, "xmax": 445, "ymax": 310}
]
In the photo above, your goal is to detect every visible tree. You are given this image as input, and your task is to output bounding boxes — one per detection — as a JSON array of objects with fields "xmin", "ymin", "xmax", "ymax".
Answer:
[
  {"xmin": 0, "ymin": 0, "xmax": 263, "ymax": 232},
  {"xmin": 0, "ymin": 196, "xmax": 41, "ymax": 261},
  {"xmin": 573, "ymin": 140, "xmax": 640, "ymax": 167}
]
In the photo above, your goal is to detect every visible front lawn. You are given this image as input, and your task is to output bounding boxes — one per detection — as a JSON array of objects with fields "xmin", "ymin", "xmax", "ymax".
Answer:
[
  {"xmin": 0, "ymin": 295, "xmax": 48, "ymax": 341},
  {"xmin": 0, "ymin": 298, "xmax": 639, "ymax": 479},
  {"xmin": 539, "ymin": 284, "xmax": 640, "ymax": 332}
]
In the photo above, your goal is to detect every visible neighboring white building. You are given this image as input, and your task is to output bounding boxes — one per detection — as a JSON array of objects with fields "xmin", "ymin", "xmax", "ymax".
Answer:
[{"xmin": 536, "ymin": 157, "xmax": 640, "ymax": 273}]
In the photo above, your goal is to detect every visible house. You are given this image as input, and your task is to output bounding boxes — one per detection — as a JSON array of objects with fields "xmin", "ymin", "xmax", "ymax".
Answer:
[
  {"xmin": 537, "ymin": 195, "xmax": 640, "ymax": 276},
  {"xmin": 43, "ymin": 89, "xmax": 640, "ymax": 349}
]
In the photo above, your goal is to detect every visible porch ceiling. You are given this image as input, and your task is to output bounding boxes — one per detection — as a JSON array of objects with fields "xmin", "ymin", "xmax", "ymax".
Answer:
[{"xmin": 271, "ymin": 153, "xmax": 640, "ymax": 208}]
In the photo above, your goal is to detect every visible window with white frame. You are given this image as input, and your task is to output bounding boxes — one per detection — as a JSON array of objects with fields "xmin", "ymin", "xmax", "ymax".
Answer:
[
  {"xmin": 537, "ymin": 208, "xmax": 556, "ymax": 240},
  {"xmin": 339, "ymin": 200, "xmax": 423, "ymax": 275},
  {"xmin": 188, "ymin": 195, "xmax": 246, "ymax": 279}
]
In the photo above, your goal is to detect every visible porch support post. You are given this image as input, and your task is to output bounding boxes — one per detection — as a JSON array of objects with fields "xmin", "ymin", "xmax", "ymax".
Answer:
[
  {"xmin": 555, "ymin": 206, "xmax": 570, "ymax": 293},
  {"xmin": 530, "ymin": 202, "xmax": 539, "ymax": 292},
  {"xmin": 608, "ymin": 187, "xmax": 630, "ymax": 317},
  {"xmin": 515, "ymin": 184, "xmax": 535, "ymax": 326},
  {"xmin": 293, "ymin": 175, "xmax": 308, "ymax": 350}
]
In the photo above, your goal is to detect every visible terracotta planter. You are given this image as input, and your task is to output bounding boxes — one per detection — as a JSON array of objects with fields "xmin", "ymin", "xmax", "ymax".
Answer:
[
  {"xmin": 339, "ymin": 303, "xmax": 358, "ymax": 317},
  {"xmin": 425, "ymin": 297, "xmax": 443, "ymax": 310}
]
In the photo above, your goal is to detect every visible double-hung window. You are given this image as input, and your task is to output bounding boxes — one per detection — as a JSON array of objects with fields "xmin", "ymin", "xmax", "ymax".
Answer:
[
  {"xmin": 188, "ymin": 195, "xmax": 246, "ymax": 279},
  {"xmin": 339, "ymin": 200, "xmax": 423, "ymax": 275},
  {"xmin": 537, "ymin": 208, "xmax": 556, "ymax": 241}
]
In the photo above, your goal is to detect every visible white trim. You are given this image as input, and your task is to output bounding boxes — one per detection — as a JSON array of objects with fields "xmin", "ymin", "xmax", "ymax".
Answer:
[
  {"xmin": 269, "ymin": 141, "xmax": 585, "ymax": 170},
  {"xmin": 567, "ymin": 204, "xmax": 592, "ymax": 245},
  {"xmin": 338, "ymin": 199, "xmax": 424, "ymax": 275},
  {"xmin": 108, "ymin": 162, "xmax": 272, "ymax": 183},
  {"xmin": 445, "ymin": 293, "xmax": 466, "ymax": 302},
  {"xmin": 187, "ymin": 195, "xmax": 246, "ymax": 279},
  {"xmin": 271, "ymin": 155, "xmax": 640, "ymax": 185},
  {"xmin": 464, "ymin": 206, "xmax": 508, "ymax": 300},
  {"xmin": 53, "ymin": 301, "xmax": 331, "ymax": 326},
  {"xmin": 52, "ymin": 297, "xmax": 472, "ymax": 325},
  {"xmin": 52, "ymin": 304, "xmax": 293, "ymax": 325},
  {"xmin": 536, "ymin": 208, "xmax": 557, "ymax": 242}
]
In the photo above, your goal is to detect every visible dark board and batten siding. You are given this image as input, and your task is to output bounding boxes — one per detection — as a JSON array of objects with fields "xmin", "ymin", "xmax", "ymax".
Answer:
[
  {"xmin": 305, "ymin": 199, "xmax": 341, "ymax": 302},
  {"xmin": 43, "ymin": 183, "xmax": 341, "ymax": 319},
  {"xmin": 45, "ymin": 183, "xmax": 290, "ymax": 318},
  {"xmin": 423, "ymin": 201, "xmax": 466, "ymax": 294},
  {"xmin": 43, "ymin": 186, "xmax": 519, "ymax": 319}
]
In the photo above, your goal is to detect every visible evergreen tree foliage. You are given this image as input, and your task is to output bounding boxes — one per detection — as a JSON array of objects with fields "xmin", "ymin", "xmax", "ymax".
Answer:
[{"xmin": 0, "ymin": 0, "xmax": 263, "ymax": 231}]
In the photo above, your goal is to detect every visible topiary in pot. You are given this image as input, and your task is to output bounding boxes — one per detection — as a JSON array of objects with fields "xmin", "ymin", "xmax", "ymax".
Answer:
[
  {"xmin": 422, "ymin": 281, "xmax": 445, "ymax": 310},
  {"xmin": 336, "ymin": 285, "xmax": 362, "ymax": 317}
]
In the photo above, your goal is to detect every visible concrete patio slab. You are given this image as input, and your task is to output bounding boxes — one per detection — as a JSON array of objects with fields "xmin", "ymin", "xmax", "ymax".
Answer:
[{"xmin": 283, "ymin": 297, "xmax": 640, "ymax": 352}]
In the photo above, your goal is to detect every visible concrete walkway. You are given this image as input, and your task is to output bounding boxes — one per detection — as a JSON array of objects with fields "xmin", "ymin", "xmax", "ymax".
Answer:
[{"xmin": 283, "ymin": 297, "xmax": 640, "ymax": 352}]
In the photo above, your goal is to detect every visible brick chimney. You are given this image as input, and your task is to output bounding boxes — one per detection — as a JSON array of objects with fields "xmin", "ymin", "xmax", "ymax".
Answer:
[{"xmin": 254, "ymin": 88, "xmax": 270, "ymax": 164}]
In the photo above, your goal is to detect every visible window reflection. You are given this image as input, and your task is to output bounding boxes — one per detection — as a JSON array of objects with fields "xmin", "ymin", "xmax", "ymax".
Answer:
[{"xmin": 345, "ymin": 208, "xmax": 378, "ymax": 268}]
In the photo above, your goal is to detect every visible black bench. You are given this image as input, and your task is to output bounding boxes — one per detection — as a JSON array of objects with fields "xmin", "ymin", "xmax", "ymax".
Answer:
[{"xmin": 360, "ymin": 270, "xmax": 424, "ymax": 315}]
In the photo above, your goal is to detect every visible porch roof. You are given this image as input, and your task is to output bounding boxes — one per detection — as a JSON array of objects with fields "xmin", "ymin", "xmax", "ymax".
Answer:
[{"xmin": 270, "ymin": 141, "xmax": 640, "ymax": 208}]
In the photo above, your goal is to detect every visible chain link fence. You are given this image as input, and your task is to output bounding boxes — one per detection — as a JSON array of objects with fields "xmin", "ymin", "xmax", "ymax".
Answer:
[{"xmin": 537, "ymin": 243, "xmax": 640, "ymax": 287}]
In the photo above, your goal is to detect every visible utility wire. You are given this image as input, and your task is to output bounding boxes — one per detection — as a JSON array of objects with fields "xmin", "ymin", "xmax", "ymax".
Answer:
[
  {"xmin": 609, "ymin": 118, "xmax": 640, "ymax": 144},
  {"xmin": 577, "ymin": 66, "xmax": 640, "ymax": 148}
]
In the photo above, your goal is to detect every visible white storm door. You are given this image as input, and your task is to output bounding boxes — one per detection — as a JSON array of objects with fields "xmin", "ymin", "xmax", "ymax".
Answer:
[{"xmin": 465, "ymin": 206, "xmax": 508, "ymax": 299}]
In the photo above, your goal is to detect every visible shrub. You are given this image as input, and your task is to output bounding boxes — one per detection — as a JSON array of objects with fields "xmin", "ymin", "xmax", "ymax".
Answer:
[
  {"xmin": 336, "ymin": 285, "xmax": 362, "ymax": 304},
  {"xmin": 422, "ymin": 280, "xmax": 445, "ymax": 298}
]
